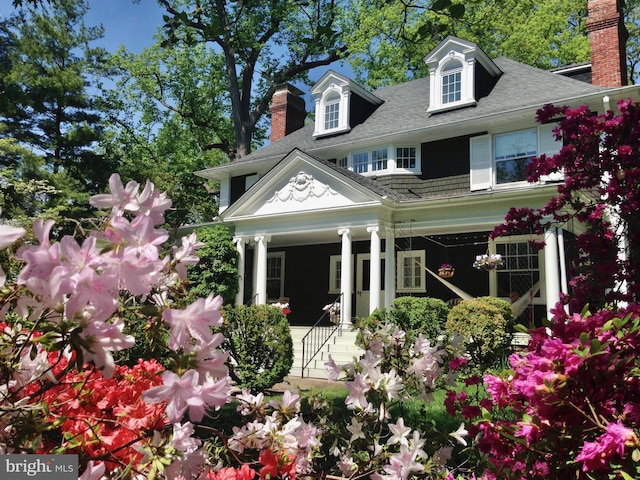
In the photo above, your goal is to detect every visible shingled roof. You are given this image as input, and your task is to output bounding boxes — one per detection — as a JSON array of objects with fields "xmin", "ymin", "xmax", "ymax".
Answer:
[{"xmin": 230, "ymin": 56, "xmax": 607, "ymax": 167}]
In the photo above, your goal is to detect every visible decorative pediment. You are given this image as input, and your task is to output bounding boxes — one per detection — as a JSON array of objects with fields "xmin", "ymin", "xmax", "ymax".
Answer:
[
  {"xmin": 267, "ymin": 171, "xmax": 338, "ymax": 203},
  {"xmin": 220, "ymin": 150, "xmax": 384, "ymax": 220}
]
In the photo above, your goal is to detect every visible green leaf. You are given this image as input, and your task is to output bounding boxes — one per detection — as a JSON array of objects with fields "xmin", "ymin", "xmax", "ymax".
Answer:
[
  {"xmin": 432, "ymin": 0, "xmax": 452, "ymax": 12},
  {"xmin": 448, "ymin": 3, "xmax": 465, "ymax": 18}
]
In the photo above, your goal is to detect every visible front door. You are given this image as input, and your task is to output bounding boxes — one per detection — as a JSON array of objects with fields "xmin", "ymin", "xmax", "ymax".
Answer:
[{"xmin": 356, "ymin": 253, "xmax": 385, "ymax": 318}]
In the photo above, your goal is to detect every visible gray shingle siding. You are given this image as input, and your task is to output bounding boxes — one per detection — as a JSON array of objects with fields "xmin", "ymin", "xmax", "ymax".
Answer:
[{"xmin": 374, "ymin": 174, "xmax": 470, "ymax": 199}]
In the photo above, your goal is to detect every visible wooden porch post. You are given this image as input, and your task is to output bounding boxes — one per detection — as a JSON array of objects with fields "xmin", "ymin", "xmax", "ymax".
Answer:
[
  {"xmin": 384, "ymin": 226, "xmax": 396, "ymax": 309},
  {"xmin": 338, "ymin": 228, "xmax": 352, "ymax": 325},
  {"xmin": 233, "ymin": 236, "xmax": 246, "ymax": 306},
  {"xmin": 254, "ymin": 235, "xmax": 271, "ymax": 305},
  {"xmin": 368, "ymin": 225, "xmax": 381, "ymax": 314},
  {"xmin": 544, "ymin": 226, "xmax": 560, "ymax": 318}
]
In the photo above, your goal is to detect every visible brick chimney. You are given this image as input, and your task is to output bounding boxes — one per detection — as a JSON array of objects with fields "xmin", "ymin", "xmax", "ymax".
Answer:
[
  {"xmin": 270, "ymin": 83, "xmax": 306, "ymax": 143},
  {"xmin": 586, "ymin": 0, "xmax": 628, "ymax": 87}
]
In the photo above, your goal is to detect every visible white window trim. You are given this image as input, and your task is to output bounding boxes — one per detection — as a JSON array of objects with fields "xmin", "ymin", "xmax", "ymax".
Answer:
[
  {"xmin": 329, "ymin": 254, "xmax": 354, "ymax": 294},
  {"xmin": 470, "ymin": 125, "xmax": 563, "ymax": 191},
  {"xmin": 427, "ymin": 51, "xmax": 476, "ymax": 114},
  {"xmin": 396, "ymin": 250, "xmax": 427, "ymax": 293},
  {"xmin": 314, "ymin": 86, "xmax": 350, "ymax": 137},
  {"xmin": 345, "ymin": 145, "xmax": 421, "ymax": 176},
  {"xmin": 266, "ymin": 252, "xmax": 285, "ymax": 301},
  {"xmin": 488, "ymin": 236, "xmax": 546, "ymax": 304}
]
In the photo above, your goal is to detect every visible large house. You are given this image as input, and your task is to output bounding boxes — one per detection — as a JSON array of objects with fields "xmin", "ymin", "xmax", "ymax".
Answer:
[{"xmin": 197, "ymin": 0, "xmax": 638, "ymax": 333}]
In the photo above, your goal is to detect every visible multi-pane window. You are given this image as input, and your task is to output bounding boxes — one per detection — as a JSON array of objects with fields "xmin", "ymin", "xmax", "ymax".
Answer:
[
  {"xmin": 324, "ymin": 93, "xmax": 340, "ymax": 130},
  {"xmin": 494, "ymin": 241, "xmax": 541, "ymax": 303},
  {"xmin": 397, "ymin": 250, "xmax": 426, "ymax": 293},
  {"xmin": 396, "ymin": 147, "xmax": 416, "ymax": 169},
  {"xmin": 372, "ymin": 148, "xmax": 388, "ymax": 171},
  {"xmin": 329, "ymin": 256, "xmax": 342, "ymax": 293},
  {"xmin": 353, "ymin": 152, "xmax": 369, "ymax": 173},
  {"xmin": 442, "ymin": 60, "xmax": 462, "ymax": 104},
  {"xmin": 494, "ymin": 129, "xmax": 537, "ymax": 184},
  {"xmin": 337, "ymin": 157, "xmax": 348, "ymax": 168},
  {"xmin": 266, "ymin": 252, "xmax": 285, "ymax": 300}
]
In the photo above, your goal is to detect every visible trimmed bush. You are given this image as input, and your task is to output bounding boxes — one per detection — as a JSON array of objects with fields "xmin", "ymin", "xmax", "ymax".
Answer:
[
  {"xmin": 445, "ymin": 296, "xmax": 515, "ymax": 371},
  {"xmin": 358, "ymin": 296, "xmax": 450, "ymax": 344},
  {"xmin": 220, "ymin": 304, "xmax": 293, "ymax": 392},
  {"xmin": 188, "ymin": 225, "xmax": 239, "ymax": 304}
]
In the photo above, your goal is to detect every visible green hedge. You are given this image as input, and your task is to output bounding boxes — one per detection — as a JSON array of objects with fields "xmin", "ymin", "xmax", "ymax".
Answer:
[
  {"xmin": 220, "ymin": 304, "xmax": 293, "ymax": 392},
  {"xmin": 445, "ymin": 296, "xmax": 515, "ymax": 371},
  {"xmin": 358, "ymin": 296, "xmax": 450, "ymax": 344}
]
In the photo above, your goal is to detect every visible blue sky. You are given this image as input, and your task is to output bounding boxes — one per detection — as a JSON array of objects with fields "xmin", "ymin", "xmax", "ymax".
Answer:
[
  {"xmin": 84, "ymin": 0, "xmax": 162, "ymax": 54},
  {"xmin": 82, "ymin": 0, "xmax": 350, "ymax": 85}
]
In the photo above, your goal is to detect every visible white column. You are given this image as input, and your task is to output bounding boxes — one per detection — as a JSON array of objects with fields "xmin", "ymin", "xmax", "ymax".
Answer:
[
  {"xmin": 233, "ymin": 236, "xmax": 246, "ymax": 306},
  {"xmin": 339, "ymin": 228, "xmax": 352, "ymax": 325},
  {"xmin": 385, "ymin": 227, "xmax": 396, "ymax": 309},
  {"xmin": 254, "ymin": 235, "xmax": 270, "ymax": 305},
  {"xmin": 544, "ymin": 227, "xmax": 561, "ymax": 318},
  {"xmin": 368, "ymin": 226, "xmax": 381, "ymax": 314},
  {"xmin": 557, "ymin": 227, "xmax": 568, "ymax": 297}
]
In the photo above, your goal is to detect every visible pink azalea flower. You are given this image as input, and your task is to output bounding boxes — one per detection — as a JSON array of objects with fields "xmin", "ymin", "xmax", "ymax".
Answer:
[
  {"xmin": 78, "ymin": 317, "xmax": 135, "ymax": 378},
  {"xmin": 89, "ymin": 173, "xmax": 142, "ymax": 214},
  {"xmin": 164, "ymin": 294, "xmax": 224, "ymax": 350},
  {"xmin": 345, "ymin": 373, "xmax": 371, "ymax": 410},
  {"xmin": 173, "ymin": 232, "xmax": 204, "ymax": 279},
  {"xmin": 143, "ymin": 369, "xmax": 202, "ymax": 423}
]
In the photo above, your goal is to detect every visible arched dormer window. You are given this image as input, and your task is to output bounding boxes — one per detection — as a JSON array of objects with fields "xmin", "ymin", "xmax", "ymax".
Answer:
[
  {"xmin": 311, "ymin": 70, "xmax": 383, "ymax": 138},
  {"xmin": 314, "ymin": 87, "xmax": 349, "ymax": 136},
  {"xmin": 441, "ymin": 60, "xmax": 463, "ymax": 104},
  {"xmin": 324, "ymin": 91, "xmax": 341, "ymax": 130},
  {"xmin": 424, "ymin": 37, "xmax": 501, "ymax": 114}
]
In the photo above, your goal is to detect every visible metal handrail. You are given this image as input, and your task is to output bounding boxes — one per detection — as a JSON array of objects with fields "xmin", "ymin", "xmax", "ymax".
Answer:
[
  {"xmin": 300, "ymin": 294, "xmax": 343, "ymax": 377},
  {"xmin": 244, "ymin": 293, "xmax": 258, "ymax": 306}
]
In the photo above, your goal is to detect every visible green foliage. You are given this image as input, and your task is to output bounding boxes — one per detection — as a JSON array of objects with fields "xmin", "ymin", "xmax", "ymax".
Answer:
[
  {"xmin": 102, "ymin": 43, "xmax": 229, "ymax": 230},
  {"xmin": 445, "ymin": 296, "xmax": 515, "ymax": 371},
  {"xmin": 342, "ymin": 0, "xmax": 595, "ymax": 89},
  {"xmin": 359, "ymin": 296, "xmax": 450, "ymax": 344},
  {"xmin": 219, "ymin": 305, "xmax": 293, "ymax": 393},
  {"xmin": 1, "ymin": 0, "xmax": 115, "ymax": 228},
  {"xmin": 187, "ymin": 225, "xmax": 239, "ymax": 305}
]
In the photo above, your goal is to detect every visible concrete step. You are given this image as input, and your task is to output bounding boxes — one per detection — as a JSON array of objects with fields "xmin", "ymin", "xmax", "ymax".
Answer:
[{"xmin": 289, "ymin": 326, "xmax": 363, "ymax": 379}]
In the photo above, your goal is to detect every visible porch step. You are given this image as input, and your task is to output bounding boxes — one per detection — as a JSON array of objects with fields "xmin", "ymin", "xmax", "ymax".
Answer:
[{"xmin": 289, "ymin": 326, "xmax": 364, "ymax": 379}]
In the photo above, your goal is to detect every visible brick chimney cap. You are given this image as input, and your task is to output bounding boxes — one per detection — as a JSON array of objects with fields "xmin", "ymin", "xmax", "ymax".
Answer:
[{"xmin": 273, "ymin": 83, "xmax": 305, "ymax": 97}]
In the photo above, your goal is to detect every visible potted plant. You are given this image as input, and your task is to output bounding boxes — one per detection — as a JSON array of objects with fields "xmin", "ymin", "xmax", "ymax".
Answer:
[
  {"xmin": 473, "ymin": 253, "xmax": 504, "ymax": 271},
  {"xmin": 438, "ymin": 263, "xmax": 455, "ymax": 278},
  {"xmin": 323, "ymin": 301, "xmax": 341, "ymax": 324}
]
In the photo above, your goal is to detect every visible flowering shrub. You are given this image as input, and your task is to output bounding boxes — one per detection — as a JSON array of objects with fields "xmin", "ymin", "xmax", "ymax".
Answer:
[
  {"xmin": 324, "ymin": 323, "xmax": 470, "ymax": 479},
  {"xmin": 0, "ymin": 173, "xmax": 473, "ymax": 479},
  {"xmin": 448, "ymin": 304, "xmax": 640, "ymax": 479},
  {"xmin": 472, "ymin": 254, "xmax": 503, "ymax": 271},
  {"xmin": 492, "ymin": 99, "xmax": 640, "ymax": 310}
]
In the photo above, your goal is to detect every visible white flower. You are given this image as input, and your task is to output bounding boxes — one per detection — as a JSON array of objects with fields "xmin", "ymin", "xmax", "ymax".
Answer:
[{"xmin": 450, "ymin": 422, "xmax": 469, "ymax": 446}]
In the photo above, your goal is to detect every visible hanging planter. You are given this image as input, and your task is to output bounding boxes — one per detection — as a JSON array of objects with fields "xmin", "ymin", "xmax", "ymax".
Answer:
[
  {"xmin": 438, "ymin": 263, "xmax": 455, "ymax": 278},
  {"xmin": 473, "ymin": 253, "xmax": 504, "ymax": 271}
]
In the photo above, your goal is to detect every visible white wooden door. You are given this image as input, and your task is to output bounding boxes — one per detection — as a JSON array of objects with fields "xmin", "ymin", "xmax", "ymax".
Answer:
[{"xmin": 356, "ymin": 253, "xmax": 385, "ymax": 318}]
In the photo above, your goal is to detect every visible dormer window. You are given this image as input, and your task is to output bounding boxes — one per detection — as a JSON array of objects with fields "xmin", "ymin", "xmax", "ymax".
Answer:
[
  {"xmin": 324, "ymin": 92, "xmax": 341, "ymax": 130},
  {"xmin": 442, "ymin": 60, "xmax": 463, "ymax": 104},
  {"xmin": 425, "ymin": 36, "xmax": 501, "ymax": 114},
  {"xmin": 311, "ymin": 70, "xmax": 383, "ymax": 138}
]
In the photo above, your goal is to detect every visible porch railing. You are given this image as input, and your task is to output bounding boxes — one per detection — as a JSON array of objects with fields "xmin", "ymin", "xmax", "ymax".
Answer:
[{"xmin": 300, "ymin": 294, "xmax": 342, "ymax": 378}]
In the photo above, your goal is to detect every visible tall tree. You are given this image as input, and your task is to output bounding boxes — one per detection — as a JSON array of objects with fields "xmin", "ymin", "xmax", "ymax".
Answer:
[
  {"xmin": 345, "ymin": 0, "xmax": 640, "ymax": 89},
  {"xmin": 156, "ymin": 0, "xmax": 463, "ymax": 159},
  {"xmin": 102, "ymin": 41, "xmax": 227, "ymax": 231},
  {"xmin": 0, "ymin": 0, "xmax": 114, "ymax": 222}
]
